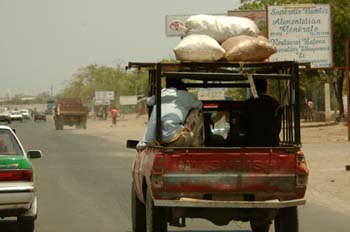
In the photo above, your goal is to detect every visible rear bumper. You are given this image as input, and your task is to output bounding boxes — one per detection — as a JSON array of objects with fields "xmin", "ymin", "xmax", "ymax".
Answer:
[
  {"xmin": 0, "ymin": 186, "xmax": 35, "ymax": 211},
  {"xmin": 154, "ymin": 198, "xmax": 306, "ymax": 209}
]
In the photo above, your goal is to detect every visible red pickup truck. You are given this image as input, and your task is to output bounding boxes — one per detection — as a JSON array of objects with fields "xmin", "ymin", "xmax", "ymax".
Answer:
[{"xmin": 127, "ymin": 61, "xmax": 308, "ymax": 232}]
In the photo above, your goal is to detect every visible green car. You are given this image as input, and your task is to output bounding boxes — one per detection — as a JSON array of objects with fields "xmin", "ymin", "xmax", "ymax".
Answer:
[{"xmin": 0, "ymin": 125, "xmax": 42, "ymax": 232}]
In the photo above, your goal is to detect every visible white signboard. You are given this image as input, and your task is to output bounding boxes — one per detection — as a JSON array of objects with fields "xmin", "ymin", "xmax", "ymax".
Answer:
[
  {"xmin": 198, "ymin": 89, "xmax": 225, "ymax": 100},
  {"xmin": 165, "ymin": 15, "xmax": 189, "ymax": 37},
  {"xmin": 166, "ymin": 14, "xmax": 225, "ymax": 37},
  {"xmin": 94, "ymin": 98, "xmax": 110, "ymax": 106},
  {"xmin": 95, "ymin": 91, "xmax": 115, "ymax": 100},
  {"xmin": 120, "ymin": 96, "xmax": 137, "ymax": 105},
  {"xmin": 268, "ymin": 4, "xmax": 333, "ymax": 68}
]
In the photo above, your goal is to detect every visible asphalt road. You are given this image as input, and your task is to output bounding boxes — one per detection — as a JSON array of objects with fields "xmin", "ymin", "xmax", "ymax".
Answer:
[{"xmin": 0, "ymin": 119, "xmax": 349, "ymax": 232}]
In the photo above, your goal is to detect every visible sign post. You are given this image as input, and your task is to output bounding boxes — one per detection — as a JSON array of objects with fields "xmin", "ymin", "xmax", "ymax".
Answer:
[{"xmin": 345, "ymin": 39, "xmax": 350, "ymax": 141}]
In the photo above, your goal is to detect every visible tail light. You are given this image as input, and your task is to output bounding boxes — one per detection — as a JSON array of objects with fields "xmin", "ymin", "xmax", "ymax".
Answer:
[
  {"xmin": 152, "ymin": 154, "xmax": 164, "ymax": 174},
  {"xmin": 296, "ymin": 151, "xmax": 309, "ymax": 186},
  {"xmin": 151, "ymin": 154, "xmax": 164, "ymax": 188},
  {"xmin": 0, "ymin": 170, "xmax": 33, "ymax": 182}
]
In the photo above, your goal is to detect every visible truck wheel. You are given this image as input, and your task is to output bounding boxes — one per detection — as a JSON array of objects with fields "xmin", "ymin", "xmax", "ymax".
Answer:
[
  {"xmin": 17, "ymin": 216, "xmax": 35, "ymax": 232},
  {"xmin": 274, "ymin": 207, "xmax": 298, "ymax": 232},
  {"xmin": 146, "ymin": 189, "xmax": 167, "ymax": 232},
  {"xmin": 250, "ymin": 221, "xmax": 271, "ymax": 232},
  {"xmin": 8, "ymin": 120, "xmax": 11, "ymax": 124},
  {"xmin": 132, "ymin": 183, "xmax": 146, "ymax": 232}
]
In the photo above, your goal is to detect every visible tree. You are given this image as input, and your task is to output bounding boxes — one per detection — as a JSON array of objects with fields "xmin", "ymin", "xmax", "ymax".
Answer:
[{"xmin": 58, "ymin": 64, "xmax": 148, "ymax": 106}]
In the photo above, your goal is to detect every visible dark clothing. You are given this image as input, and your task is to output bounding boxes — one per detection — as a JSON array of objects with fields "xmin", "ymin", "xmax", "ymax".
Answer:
[{"xmin": 239, "ymin": 94, "xmax": 281, "ymax": 146}]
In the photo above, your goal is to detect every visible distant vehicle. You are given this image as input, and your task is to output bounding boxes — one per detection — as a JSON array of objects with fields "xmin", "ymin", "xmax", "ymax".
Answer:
[
  {"xmin": 0, "ymin": 107, "xmax": 11, "ymax": 124},
  {"xmin": 33, "ymin": 111, "xmax": 46, "ymax": 122},
  {"xmin": 46, "ymin": 100, "xmax": 56, "ymax": 115},
  {"xmin": 0, "ymin": 125, "xmax": 42, "ymax": 231},
  {"xmin": 54, "ymin": 98, "xmax": 88, "ymax": 130},
  {"xmin": 10, "ymin": 111, "xmax": 23, "ymax": 122},
  {"xmin": 20, "ymin": 109, "xmax": 31, "ymax": 120}
]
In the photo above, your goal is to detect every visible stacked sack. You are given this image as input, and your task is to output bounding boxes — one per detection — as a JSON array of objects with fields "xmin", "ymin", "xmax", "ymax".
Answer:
[{"xmin": 173, "ymin": 14, "xmax": 277, "ymax": 62}]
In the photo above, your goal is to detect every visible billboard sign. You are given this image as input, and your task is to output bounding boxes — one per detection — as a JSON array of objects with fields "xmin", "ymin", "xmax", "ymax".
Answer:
[
  {"xmin": 120, "ymin": 96, "xmax": 138, "ymax": 105},
  {"xmin": 165, "ymin": 14, "xmax": 225, "ymax": 37},
  {"xmin": 268, "ymin": 4, "xmax": 333, "ymax": 68},
  {"xmin": 95, "ymin": 91, "xmax": 115, "ymax": 100},
  {"xmin": 165, "ymin": 15, "xmax": 189, "ymax": 37},
  {"xmin": 94, "ymin": 98, "xmax": 110, "ymax": 106}
]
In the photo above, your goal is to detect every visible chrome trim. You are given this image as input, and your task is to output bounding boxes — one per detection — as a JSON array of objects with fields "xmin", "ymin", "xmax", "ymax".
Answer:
[
  {"xmin": 0, "ymin": 186, "xmax": 34, "ymax": 193},
  {"xmin": 154, "ymin": 198, "xmax": 306, "ymax": 208}
]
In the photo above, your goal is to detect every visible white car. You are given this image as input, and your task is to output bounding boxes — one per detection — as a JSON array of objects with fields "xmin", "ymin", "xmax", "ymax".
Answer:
[
  {"xmin": 0, "ymin": 125, "xmax": 42, "ymax": 231},
  {"xmin": 20, "ymin": 109, "xmax": 31, "ymax": 120},
  {"xmin": 0, "ymin": 107, "xmax": 11, "ymax": 124},
  {"xmin": 10, "ymin": 111, "xmax": 23, "ymax": 122}
]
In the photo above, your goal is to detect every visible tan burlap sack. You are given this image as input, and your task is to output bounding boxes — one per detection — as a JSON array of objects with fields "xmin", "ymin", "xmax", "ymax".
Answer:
[
  {"xmin": 222, "ymin": 35, "xmax": 277, "ymax": 62},
  {"xmin": 164, "ymin": 109, "xmax": 204, "ymax": 147}
]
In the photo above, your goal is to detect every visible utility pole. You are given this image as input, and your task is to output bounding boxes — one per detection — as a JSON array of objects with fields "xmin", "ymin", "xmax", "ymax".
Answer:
[{"xmin": 345, "ymin": 39, "xmax": 350, "ymax": 141}]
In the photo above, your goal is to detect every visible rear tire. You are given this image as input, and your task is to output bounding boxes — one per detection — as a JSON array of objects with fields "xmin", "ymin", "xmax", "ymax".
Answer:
[
  {"xmin": 132, "ymin": 183, "xmax": 146, "ymax": 232},
  {"xmin": 274, "ymin": 207, "xmax": 299, "ymax": 232},
  {"xmin": 17, "ymin": 217, "xmax": 35, "ymax": 232},
  {"xmin": 146, "ymin": 188, "xmax": 167, "ymax": 232},
  {"xmin": 250, "ymin": 220, "xmax": 271, "ymax": 232}
]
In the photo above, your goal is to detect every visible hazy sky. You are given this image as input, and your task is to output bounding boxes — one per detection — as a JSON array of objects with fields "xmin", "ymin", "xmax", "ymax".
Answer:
[{"xmin": 0, "ymin": 0, "xmax": 241, "ymax": 96}]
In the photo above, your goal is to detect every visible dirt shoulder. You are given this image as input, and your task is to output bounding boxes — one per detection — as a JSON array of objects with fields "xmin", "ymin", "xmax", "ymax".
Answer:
[
  {"xmin": 72, "ymin": 115, "xmax": 350, "ymax": 215},
  {"xmin": 301, "ymin": 123, "xmax": 350, "ymax": 215}
]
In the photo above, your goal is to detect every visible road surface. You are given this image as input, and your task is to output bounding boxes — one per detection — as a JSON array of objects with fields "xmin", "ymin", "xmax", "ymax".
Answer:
[{"xmin": 0, "ymin": 119, "xmax": 348, "ymax": 232}]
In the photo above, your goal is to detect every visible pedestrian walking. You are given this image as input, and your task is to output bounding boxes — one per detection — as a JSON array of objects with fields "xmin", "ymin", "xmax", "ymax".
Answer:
[
  {"xmin": 307, "ymin": 99, "xmax": 314, "ymax": 121},
  {"xmin": 111, "ymin": 107, "xmax": 119, "ymax": 127}
]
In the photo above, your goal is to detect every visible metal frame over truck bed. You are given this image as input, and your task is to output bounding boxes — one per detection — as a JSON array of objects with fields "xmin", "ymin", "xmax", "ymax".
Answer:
[{"xmin": 128, "ymin": 61, "xmax": 301, "ymax": 146}]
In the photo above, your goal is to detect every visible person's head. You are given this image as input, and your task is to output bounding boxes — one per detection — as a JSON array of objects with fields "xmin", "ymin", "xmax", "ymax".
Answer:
[
  {"xmin": 166, "ymin": 78, "xmax": 187, "ymax": 90},
  {"xmin": 254, "ymin": 78, "xmax": 267, "ymax": 94}
]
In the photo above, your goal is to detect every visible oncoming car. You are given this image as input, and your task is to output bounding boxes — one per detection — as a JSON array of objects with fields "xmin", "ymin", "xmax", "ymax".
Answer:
[
  {"xmin": 20, "ymin": 109, "xmax": 31, "ymax": 120},
  {"xmin": 0, "ymin": 125, "xmax": 42, "ymax": 231},
  {"xmin": 10, "ymin": 111, "xmax": 23, "ymax": 122},
  {"xmin": 0, "ymin": 107, "xmax": 11, "ymax": 124},
  {"xmin": 33, "ymin": 111, "xmax": 47, "ymax": 122}
]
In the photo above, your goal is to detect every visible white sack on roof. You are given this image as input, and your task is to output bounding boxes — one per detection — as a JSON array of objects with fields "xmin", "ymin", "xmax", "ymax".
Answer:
[
  {"xmin": 173, "ymin": 35, "xmax": 225, "ymax": 62},
  {"xmin": 185, "ymin": 14, "xmax": 260, "ymax": 43},
  {"xmin": 222, "ymin": 35, "xmax": 277, "ymax": 62}
]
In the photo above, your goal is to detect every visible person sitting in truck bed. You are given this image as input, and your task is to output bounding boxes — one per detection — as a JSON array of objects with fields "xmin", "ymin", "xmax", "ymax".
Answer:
[
  {"xmin": 239, "ymin": 78, "xmax": 282, "ymax": 146},
  {"xmin": 137, "ymin": 79, "xmax": 203, "ymax": 149}
]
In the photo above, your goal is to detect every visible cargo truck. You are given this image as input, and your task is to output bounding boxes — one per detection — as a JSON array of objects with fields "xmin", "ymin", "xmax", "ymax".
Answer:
[{"xmin": 54, "ymin": 98, "xmax": 88, "ymax": 130}]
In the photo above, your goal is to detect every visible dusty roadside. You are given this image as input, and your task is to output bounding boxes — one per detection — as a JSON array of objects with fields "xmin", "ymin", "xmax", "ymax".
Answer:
[
  {"xmin": 300, "ymin": 123, "xmax": 350, "ymax": 215},
  {"xmin": 72, "ymin": 115, "xmax": 350, "ymax": 216}
]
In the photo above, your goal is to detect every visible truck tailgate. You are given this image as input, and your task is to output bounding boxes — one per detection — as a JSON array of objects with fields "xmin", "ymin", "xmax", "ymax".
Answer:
[{"xmin": 151, "ymin": 147, "xmax": 307, "ymax": 201}]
